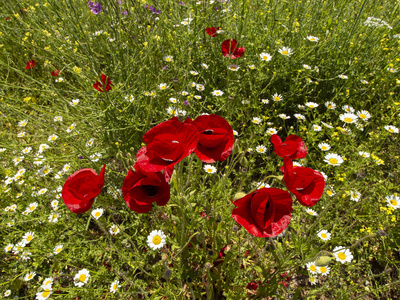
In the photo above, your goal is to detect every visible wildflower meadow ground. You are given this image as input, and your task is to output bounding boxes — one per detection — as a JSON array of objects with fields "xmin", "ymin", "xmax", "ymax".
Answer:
[{"xmin": 1, "ymin": 0, "xmax": 400, "ymax": 299}]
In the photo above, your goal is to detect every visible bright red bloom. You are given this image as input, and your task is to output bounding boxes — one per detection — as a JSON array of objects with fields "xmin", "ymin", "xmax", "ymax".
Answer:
[
  {"xmin": 25, "ymin": 60, "xmax": 35, "ymax": 70},
  {"xmin": 232, "ymin": 188, "xmax": 293, "ymax": 238},
  {"xmin": 136, "ymin": 117, "xmax": 199, "ymax": 173},
  {"xmin": 270, "ymin": 134, "xmax": 307, "ymax": 159},
  {"xmin": 51, "ymin": 70, "xmax": 61, "ymax": 76},
  {"xmin": 93, "ymin": 74, "xmax": 113, "ymax": 92},
  {"xmin": 283, "ymin": 157, "xmax": 325, "ymax": 207},
  {"xmin": 246, "ymin": 282, "xmax": 259, "ymax": 290},
  {"xmin": 122, "ymin": 163, "xmax": 170, "ymax": 213},
  {"xmin": 62, "ymin": 165, "xmax": 105, "ymax": 213},
  {"xmin": 190, "ymin": 114, "xmax": 234, "ymax": 163},
  {"xmin": 206, "ymin": 27, "xmax": 220, "ymax": 37},
  {"xmin": 221, "ymin": 39, "xmax": 245, "ymax": 59}
]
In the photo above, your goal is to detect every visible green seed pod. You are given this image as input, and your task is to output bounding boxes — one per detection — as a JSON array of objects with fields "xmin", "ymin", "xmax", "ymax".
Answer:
[
  {"xmin": 232, "ymin": 140, "xmax": 240, "ymax": 156},
  {"xmin": 315, "ymin": 255, "xmax": 332, "ymax": 267},
  {"xmin": 163, "ymin": 268, "xmax": 173, "ymax": 280},
  {"xmin": 239, "ymin": 156, "xmax": 248, "ymax": 167}
]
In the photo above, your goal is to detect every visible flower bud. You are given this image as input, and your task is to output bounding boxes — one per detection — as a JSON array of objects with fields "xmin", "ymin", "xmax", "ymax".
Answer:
[{"xmin": 315, "ymin": 255, "xmax": 332, "ymax": 267}]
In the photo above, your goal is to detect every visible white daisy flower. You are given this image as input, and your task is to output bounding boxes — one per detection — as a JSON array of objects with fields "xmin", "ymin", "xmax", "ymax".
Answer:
[
  {"xmin": 125, "ymin": 95, "xmax": 135, "ymax": 102},
  {"xmin": 307, "ymin": 35, "xmax": 319, "ymax": 42},
  {"xmin": 358, "ymin": 151, "xmax": 370, "ymax": 158},
  {"xmin": 53, "ymin": 245, "xmax": 63, "ymax": 255},
  {"xmin": 255, "ymin": 145, "xmax": 267, "ymax": 153},
  {"xmin": 342, "ymin": 105, "xmax": 355, "ymax": 113},
  {"xmin": 40, "ymin": 166, "xmax": 52, "ymax": 177},
  {"xmin": 279, "ymin": 114, "xmax": 290, "ymax": 120},
  {"xmin": 260, "ymin": 52, "xmax": 272, "ymax": 61},
  {"xmin": 303, "ymin": 64, "xmax": 312, "ymax": 70},
  {"xmin": 386, "ymin": 195, "xmax": 400, "ymax": 209},
  {"xmin": 309, "ymin": 276, "xmax": 318, "ymax": 285},
  {"xmin": 201, "ymin": 63, "xmax": 209, "ymax": 69},
  {"xmin": 164, "ymin": 55, "xmax": 174, "ymax": 62},
  {"xmin": 54, "ymin": 116, "xmax": 63, "ymax": 122},
  {"xmin": 252, "ymin": 117, "xmax": 262, "ymax": 125},
  {"xmin": 90, "ymin": 153, "xmax": 102, "ymax": 162},
  {"xmin": 325, "ymin": 101, "xmax": 336, "ymax": 110},
  {"xmin": 306, "ymin": 262, "xmax": 318, "ymax": 274},
  {"xmin": 321, "ymin": 121, "xmax": 334, "ymax": 129},
  {"xmin": 332, "ymin": 247, "xmax": 353, "ymax": 264},
  {"xmin": 324, "ymin": 153, "xmax": 343, "ymax": 166},
  {"xmin": 212, "ymin": 90, "xmax": 224, "ymax": 96},
  {"xmin": 360, "ymin": 79, "xmax": 369, "ymax": 84},
  {"xmin": 317, "ymin": 230, "xmax": 331, "ymax": 241},
  {"xmin": 228, "ymin": 64, "xmax": 240, "ymax": 71},
  {"xmin": 41, "ymin": 278, "xmax": 53, "ymax": 288},
  {"xmin": 110, "ymin": 224, "xmax": 120, "ymax": 235},
  {"xmin": 256, "ymin": 182, "xmax": 270, "ymax": 189},
  {"xmin": 317, "ymin": 266, "xmax": 330, "ymax": 276},
  {"xmin": 70, "ymin": 99, "xmax": 79, "ymax": 106},
  {"xmin": 305, "ymin": 102, "xmax": 318, "ymax": 108},
  {"xmin": 350, "ymin": 191, "xmax": 361, "ymax": 202},
  {"xmin": 338, "ymin": 75, "xmax": 348, "ymax": 79},
  {"xmin": 22, "ymin": 231, "xmax": 35, "ymax": 244},
  {"xmin": 48, "ymin": 212, "xmax": 60, "ymax": 223},
  {"xmin": 48, "ymin": 134, "xmax": 58, "ymax": 142},
  {"xmin": 110, "ymin": 280, "xmax": 121, "ymax": 293},
  {"xmin": 18, "ymin": 119, "xmax": 28, "ymax": 127},
  {"xmin": 204, "ymin": 164, "xmax": 217, "ymax": 174},
  {"xmin": 357, "ymin": 110, "xmax": 371, "ymax": 121},
  {"xmin": 279, "ymin": 46, "xmax": 293, "ymax": 56},
  {"xmin": 194, "ymin": 95, "xmax": 202, "ymax": 100},
  {"xmin": 339, "ymin": 113, "xmax": 358, "ymax": 124},
  {"xmin": 272, "ymin": 93, "xmax": 283, "ymax": 102},
  {"xmin": 66, "ymin": 123, "xmax": 76, "ymax": 133},
  {"xmin": 51, "ymin": 200, "xmax": 59, "ymax": 210},
  {"xmin": 196, "ymin": 84, "xmax": 205, "ymax": 91},
  {"xmin": 312, "ymin": 124, "xmax": 322, "ymax": 131},
  {"xmin": 158, "ymin": 83, "xmax": 168, "ymax": 90},
  {"xmin": 91, "ymin": 208, "xmax": 104, "ymax": 220},
  {"xmin": 74, "ymin": 269, "xmax": 90, "ymax": 287},
  {"xmin": 147, "ymin": 230, "xmax": 166, "ymax": 250},
  {"xmin": 384, "ymin": 125, "xmax": 399, "ymax": 133},
  {"xmin": 305, "ymin": 208, "xmax": 318, "ymax": 216},
  {"xmin": 261, "ymin": 99, "xmax": 269, "ymax": 104},
  {"xmin": 4, "ymin": 290, "xmax": 11, "ymax": 297},
  {"xmin": 17, "ymin": 131, "xmax": 26, "ymax": 137},
  {"xmin": 248, "ymin": 64, "xmax": 256, "ymax": 70},
  {"xmin": 36, "ymin": 284, "xmax": 52, "ymax": 300},
  {"xmin": 21, "ymin": 146, "xmax": 32, "ymax": 154},
  {"xmin": 318, "ymin": 143, "xmax": 331, "ymax": 151},
  {"xmin": 28, "ymin": 202, "xmax": 38, "ymax": 213},
  {"xmin": 24, "ymin": 271, "xmax": 36, "ymax": 281},
  {"xmin": 4, "ymin": 244, "xmax": 13, "ymax": 253},
  {"xmin": 266, "ymin": 128, "xmax": 278, "ymax": 135}
]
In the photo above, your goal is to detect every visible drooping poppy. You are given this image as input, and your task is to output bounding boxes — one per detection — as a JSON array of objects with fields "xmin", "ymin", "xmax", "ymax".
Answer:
[
  {"xmin": 232, "ymin": 188, "xmax": 293, "ymax": 238},
  {"xmin": 62, "ymin": 165, "xmax": 105, "ymax": 214},
  {"xmin": 122, "ymin": 163, "xmax": 170, "ymax": 213},
  {"xmin": 283, "ymin": 157, "xmax": 325, "ymax": 207},
  {"xmin": 136, "ymin": 117, "xmax": 199, "ymax": 173},
  {"xmin": 270, "ymin": 134, "xmax": 307, "ymax": 159},
  {"xmin": 25, "ymin": 60, "xmax": 35, "ymax": 70},
  {"xmin": 206, "ymin": 27, "xmax": 220, "ymax": 37},
  {"xmin": 189, "ymin": 114, "xmax": 234, "ymax": 163},
  {"xmin": 93, "ymin": 74, "xmax": 113, "ymax": 92},
  {"xmin": 221, "ymin": 39, "xmax": 245, "ymax": 59}
]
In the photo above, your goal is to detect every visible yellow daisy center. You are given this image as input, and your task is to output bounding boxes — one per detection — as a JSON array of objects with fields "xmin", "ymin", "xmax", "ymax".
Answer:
[
  {"xmin": 309, "ymin": 105, "xmax": 315, "ymax": 108},
  {"xmin": 161, "ymin": 86, "xmax": 166, "ymax": 89},
  {"xmin": 166, "ymin": 58, "xmax": 171, "ymax": 62},
  {"xmin": 362, "ymin": 154, "xmax": 367, "ymax": 157},
  {"xmin": 390, "ymin": 199, "xmax": 397, "ymax": 206},
  {"xmin": 56, "ymin": 248, "xmax": 61, "ymax": 253},
  {"xmin": 320, "ymin": 267, "xmax": 327, "ymax": 273},
  {"xmin": 95, "ymin": 212, "xmax": 101, "ymax": 217},
  {"xmin": 79, "ymin": 274, "xmax": 86, "ymax": 282},
  {"xmin": 321, "ymin": 146, "xmax": 327, "ymax": 150},
  {"xmin": 113, "ymin": 227, "xmax": 119, "ymax": 233},
  {"xmin": 113, "ymin": 284, "xmax": 117, "ymax": 290},
  {"xmin": 310, "ymin": 277, "xmax": 315, "ymax": 282},
  {"xmin": 45, "ymin": 280, "xmax": 51, "ymax": 285},
  {"xmin": 329, "ymin": 158, "xmax": 338, "ymax": 164},
  {"xmin": 258, "ymin": 149, "xmax": 264, "ymax": 153},
  {"xmin": 30, "ymin": 206, "xmax": 35, "ymax": 211},
  {"xmin": 28, "ymin": 274, "xmax": 33, "ymax": 279},
  {"xmin": 65, "ymin": 166, "xmax": 69, "ymax": 170},
  {"xmin": 310, "ymin": 38, "xmax": 315, "ymax": 41},
  {"xmin": 282, "ymin": 50, "xmax": 289, "ymax": 55},
  {"xmin": 352, "ymin": 194, "xmax": 358, "ymax": 198},
  {"xmin": 26, "ymin": 235, "xmax": 33, "ymax": 242},
  {"xmin": 310, "ymin": 265, "xmax": 316, "ymax": 272},
  {"xmin": 321, "ymin": 233, "xmax": 327, "ymax": 239},
  {"xmin": 359, "ymin": 114, "xmax": 366, "ymax": 119},
  {"xmin": 207, "ymin": 168, "xmax": 213, "ymax": 173},
  {"xmin": 308, "ymin": 211, "xmax": 314, "ymax": 215},
  {"xmin": 262, "ymin": 56, "xmax": 268, "ymax": 60},
  {"xmin": 327, "ymin": 190, "xmax": 333, "ymax": 195},
  {"xmin": 389, "ymin": 128, "xmax": 394, "ymax": 133},
  {"xmin": 274, "ymin": 97, "xmax": 280, "ymax": 101},
  {"xmin": 42, "ymin": 290, "xmax": 50, "ymax": 298},
  {"xmin": 344, "ymin": 118, "xmax": 353, "ymax": 123},
  {"xmin": 51, "ymin": 136, "xmax": 55, "ymax": 140},
  {"xmin": 152, "ymin": 235, "xmax": 161, "ymax": 245},
  {"xmin": 328, "ymin": 105, "xmax": 333, "ymax": 109},
  {"xmin": 338, "ymin": 252, "xmax": 346, "ymax": 260}
]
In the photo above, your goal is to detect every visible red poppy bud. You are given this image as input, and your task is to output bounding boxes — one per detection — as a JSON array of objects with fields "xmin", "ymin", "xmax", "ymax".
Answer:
[
  {"xmin": 93, "ymin": 74, "xmax": 113, "ymax": 92},
  {"xmin": 62, "ymin": 165, "xmax": 105, "ymax": 213},
  {"xmin": 206, "ymin": 27, "xmax": 220, "ymax": 37},
  {"xmin": 25, "ymin": 60, "xmax": 35, "ymax": 70}
]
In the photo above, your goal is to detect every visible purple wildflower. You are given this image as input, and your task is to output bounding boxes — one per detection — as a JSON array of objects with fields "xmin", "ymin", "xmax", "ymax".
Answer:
[
  {"xmin": 161, "ymin": 65, "xmax": 169, "ymax": 71},
  {"xmin": 88, "ymin": 1, "xmax": 103, "ymax": 14},
  {"xmin": 121, "ymin": 10, "xmax": 128, "ymax": 15},
  {"xmin": 184, "ymin": 100, "xmax": 189, "ymax": 106},
  {"xmin": 179, "ymin": 1, "xmax": 185, "ymax": 5}
]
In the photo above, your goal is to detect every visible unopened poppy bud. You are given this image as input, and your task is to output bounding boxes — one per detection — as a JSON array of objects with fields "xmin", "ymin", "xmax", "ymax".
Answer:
[
  {"xmin": 163, "ymin": 268, "xmax": 173, "ymax": 280},
  {"xmin": 232, "ymin": 140, "xmax": 240, "ymax": 155},
  {"xmin": 234, "ymin": 192, "xmax": 246, "ymax": 200},
  {"xmin": 315, "ymin": 255, "xmax": 332, "ymax": 267},
  {"xmin": 162, "ymin": 254, "xmax": 168, "ymax": 261},
  {"xmin": 239, "ymin": 156, "xmax": 248, "ymax": 167}
]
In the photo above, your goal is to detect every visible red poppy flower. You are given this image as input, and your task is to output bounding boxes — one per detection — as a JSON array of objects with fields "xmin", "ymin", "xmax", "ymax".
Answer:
[
  {"xmin": 190, "ymin": 114, "xmax": 234, "ymax": 163},
  {"xmin": 232, "ymin": 188, "xmax": 293, "ymax": 238},
  {"xmin": 270, "ymin": 134, "xmax": 307, "ymax": 159},
  {"xmin": 62, "ymin": 165, "xmax": 105, "ymax": 214},
  {"xmin": 136, "ymin": 117, "xmax": 199, "ymax": 173},
  {"xmin": 122, "ymin": 163, "xmax": 170, "ymax": 213},
  {"xmin": 25, "ymin": 60, "xmax": 35, "ymax": 70},
  {"xmin": 246, "ymin": 282, "xmax": 259, "ymax": 290},
  {"xmin": 206, "ymin": 27, "xmax": 220, "ymax": 37},
  {"xmin": 221, "ymin": 39, "xmax": 245, "ymax": 59},
  {"xmin": 93, "ymin": 74, "xmax": 113, "ymax": 92},
  {"xmin": 51, "ymin": 70, "xmax": 61, "ymax": 76},
  {"xmin": 283, "ymin": 157, "xmax": 325, "ymax": 207}
]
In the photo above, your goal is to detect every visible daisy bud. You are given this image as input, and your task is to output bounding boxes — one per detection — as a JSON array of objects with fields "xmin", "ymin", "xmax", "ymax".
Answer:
[{"xmin": 315, "ymin": 255, "xmax": 332, "ymax": 267}]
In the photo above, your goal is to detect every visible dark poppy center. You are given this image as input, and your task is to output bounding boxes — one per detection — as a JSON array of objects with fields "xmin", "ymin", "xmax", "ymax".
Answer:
[
  {"xmin": 203, "ymin": 129, "xmax": 214, "ymax": 135},
  {"xmin": 141, "ymin": 185, "xmax": 158, "ymax": 197}
]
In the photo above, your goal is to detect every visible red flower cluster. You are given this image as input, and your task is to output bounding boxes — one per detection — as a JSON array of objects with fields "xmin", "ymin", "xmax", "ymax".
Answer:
[
  {"xmin": 221, "ymin": 39, "xmax": 245, "ymax": 59},
  {"xmin": 25, "ymin": 60, "xmax": 35, "ymax": 70},
  {"xmin": 51, "ymin": 70, "xmax": 61, "ymax": 77},
  {"xmin": 231, "ymin": 134, "xmax": 325, "ymax": 238},
  {"xmin": 93, "ymin": 74, "xmax": 113, "ymax": 92},
  {"xmin": 206, "ymin": 27, "xmax": 220, "ymax": 37},
  {"xmin": 62, "ymin": 115, "xmax": 234, "ymax": 214}
]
